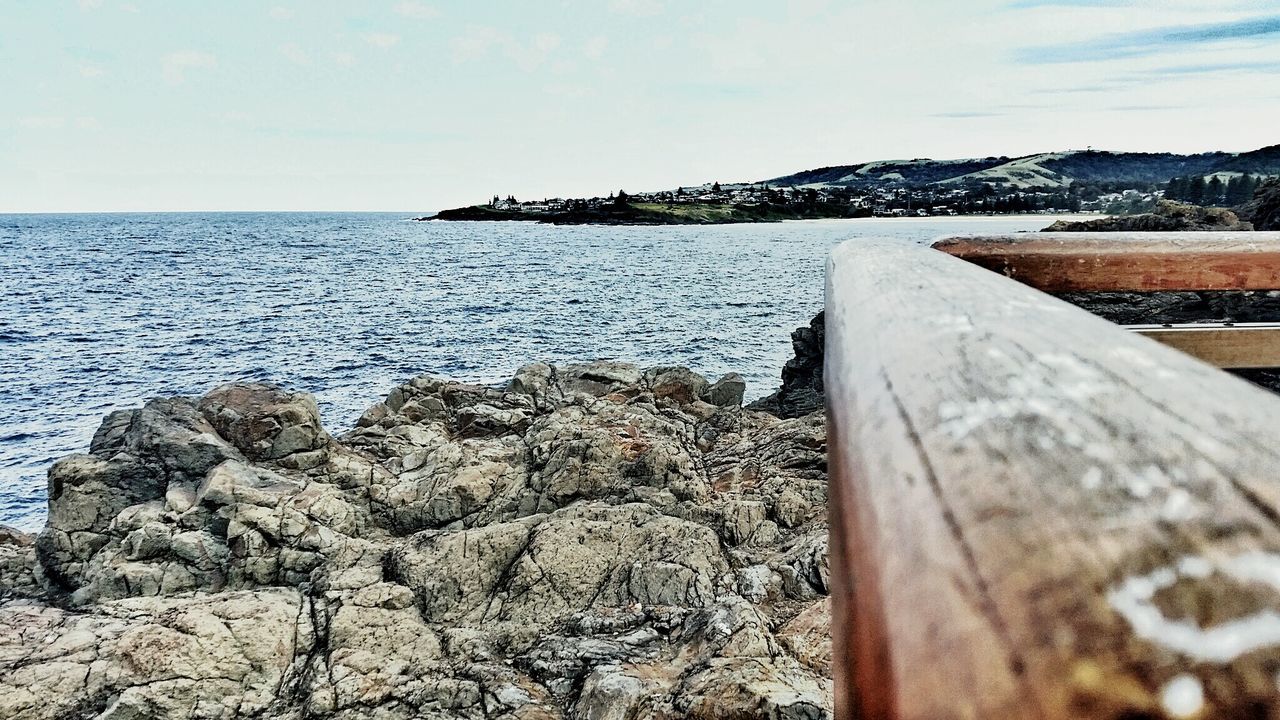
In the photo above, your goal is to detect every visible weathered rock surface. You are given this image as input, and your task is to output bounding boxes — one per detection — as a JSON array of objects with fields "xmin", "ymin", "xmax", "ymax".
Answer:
[
  {"xmin": 1, "ymin": 361, "xmax": 830, "ymax": 719},
  {"xmin": 747, "ymin": 312, "xmax": 825, "ymax": 419}
]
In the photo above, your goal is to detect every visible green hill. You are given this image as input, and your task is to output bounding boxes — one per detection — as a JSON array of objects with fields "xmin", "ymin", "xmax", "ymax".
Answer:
[{"xmin": 767, "ymin": 145, "xmax": 1280, "ymax": 190}]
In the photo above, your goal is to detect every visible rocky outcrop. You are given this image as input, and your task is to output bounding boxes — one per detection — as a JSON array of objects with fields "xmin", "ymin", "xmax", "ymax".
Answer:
[
  {"xmin": 1042, "ymin": 200, "xmax": 1253, "ymax": 232},
  {"xmin": 748, "ymin": 313, "xmax": 825, "ymax": 419},
  {"xmin": 0, "ymin": 362, "xmax": 830, "ymax": 719}
]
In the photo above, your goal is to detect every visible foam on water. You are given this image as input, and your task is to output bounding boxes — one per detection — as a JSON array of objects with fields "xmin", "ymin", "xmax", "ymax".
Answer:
[{"xmin": 0, "ymin": 212, "xmax": 1060, "ymax": 530}]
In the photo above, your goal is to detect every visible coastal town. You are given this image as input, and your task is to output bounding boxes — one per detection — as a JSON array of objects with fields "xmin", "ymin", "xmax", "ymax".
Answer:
[
  {"xmin": 479, "ymin": 180, "xmax": 1097, "ymax": 219},
  {"xmin": 428, "ymin": 146, "xmax": 1280, "ymax": 225}
]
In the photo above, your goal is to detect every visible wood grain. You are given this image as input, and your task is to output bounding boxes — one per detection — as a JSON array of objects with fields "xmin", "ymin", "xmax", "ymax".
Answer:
[
  {"xmin": 1128, "ymin": 323, "xmax": 1280, "ymax": 369},
  {"xmin": 933, "ymin": 232, "xmax": 1280, "ymax": 291},
  {"xmin": 826, "ymin": 238, "xmax": 1280, "ymax": 720}
]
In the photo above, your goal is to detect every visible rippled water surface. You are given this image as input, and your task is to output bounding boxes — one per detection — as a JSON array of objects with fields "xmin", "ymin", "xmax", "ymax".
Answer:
[{"xmin": 0, "ymin": 212, "xmax": 1061, "ymax": 529}]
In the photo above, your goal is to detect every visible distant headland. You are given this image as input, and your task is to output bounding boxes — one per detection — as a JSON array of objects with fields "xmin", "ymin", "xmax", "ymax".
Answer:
[{"xmin": 420, "ymin": 144, "xmax": 1280, "ymax": 225}]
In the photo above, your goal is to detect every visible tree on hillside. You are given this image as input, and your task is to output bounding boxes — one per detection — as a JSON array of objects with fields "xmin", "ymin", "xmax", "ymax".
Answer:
[
  {"xmin": 1227, "ymin": 175, "xmax": 1259, "ymax": 206},
  {"xmin": 615, "ymin": 189, "xmax": 629, "ymax": 207},
  {"xmin": 1183, "ymin": 176, "xmax": 1206, "ymax": 205},
  {"xmin": 712, "ymin": 182, "xmax": 721, "ymax": 193},
  {"xmin": 1206, "ymin": 176, "xmax": 1225, "ymax": 206},
  {"xmin": 1240, "ymin": 177, "xmax": 1280, "ymax": 230}
]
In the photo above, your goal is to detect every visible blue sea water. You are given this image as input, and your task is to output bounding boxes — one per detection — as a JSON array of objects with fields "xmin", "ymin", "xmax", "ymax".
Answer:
[{"xmin": 0, "ymin": 212, "xmax": 1062, "ymax": 530}]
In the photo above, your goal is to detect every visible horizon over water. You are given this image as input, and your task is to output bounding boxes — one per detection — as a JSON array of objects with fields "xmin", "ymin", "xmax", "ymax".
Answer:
[{"xmin": 0, "ymin": 212, "xmax": 1066, "ymax": 531}]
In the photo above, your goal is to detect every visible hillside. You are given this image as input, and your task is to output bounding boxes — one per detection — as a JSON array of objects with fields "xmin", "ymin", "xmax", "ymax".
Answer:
[{"xmin": 768, "ymin": 145, "xmax": 1280, "ymax": 190}]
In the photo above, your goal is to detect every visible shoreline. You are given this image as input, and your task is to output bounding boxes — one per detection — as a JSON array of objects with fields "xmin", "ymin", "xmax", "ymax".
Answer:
[{"xmin": 418, "ymin": 211, "xmax": 1103, "ymax": 227}]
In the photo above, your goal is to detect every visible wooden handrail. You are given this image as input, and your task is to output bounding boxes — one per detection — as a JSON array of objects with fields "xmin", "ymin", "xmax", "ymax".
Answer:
[
  {"xmin": 826, "ymin": 238, "xmax": 1280, "ymax": 719},
  {"xmin": 1127, "ymin": 323, "xmax": 1280, "ymax": 369},
  {"xmin": 934, "ymin": 232, "xmax": 1280, "ymax": 291}
]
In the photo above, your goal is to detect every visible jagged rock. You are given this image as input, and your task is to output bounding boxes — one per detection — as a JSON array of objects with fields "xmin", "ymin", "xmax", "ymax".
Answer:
[
  {"xmin": 0, "ymin": 527, "xmax": 37, "ymax": 601},
  {"xmin": 1, "ymin": 360, "xmax": 831, "ymax": 719},
  {"xmin": 749, "ymin": 312, "xmax": 825, "ymax": 419}
]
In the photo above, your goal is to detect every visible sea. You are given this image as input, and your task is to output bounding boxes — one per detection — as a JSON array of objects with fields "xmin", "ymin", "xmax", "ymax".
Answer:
[{"xmin": 0, "ymin": 213, "xmax": 1071, "ymax": 530}]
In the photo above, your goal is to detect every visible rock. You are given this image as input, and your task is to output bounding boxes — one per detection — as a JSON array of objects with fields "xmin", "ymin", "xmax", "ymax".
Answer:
[
  {"xmin": 4, "ymin": 359, "xmax": 832, "ymax": 719},
  {"xmin": 778, "ymin": 598, "xmax": 832, "ymax": 676},
  {"xmin": 749, "ymin": 312, "xmax": 825, "ymax": 419},
  {"xmin": 0, "ymin": 527, "xmax": 38, "ymax": 600},
  {"xmin": 644, "ymin": 366, "xmax": 710, "ymax": 404},
  {"xmin": 1042, "ymin": 200, "xmax": 1252, "ymax": 232},
  {"xmin": 199, "ymin": 383, "xmax": 329, "ymax": 460},
  {"xmin": 703, "ymin": 372, "xmax": 746, "ymax": 407}
]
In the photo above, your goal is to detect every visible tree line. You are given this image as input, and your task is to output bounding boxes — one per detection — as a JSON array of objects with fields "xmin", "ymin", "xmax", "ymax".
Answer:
[{"xmin": 1165, "ymin": 174, "xmax": 1263, "ymax": 207}]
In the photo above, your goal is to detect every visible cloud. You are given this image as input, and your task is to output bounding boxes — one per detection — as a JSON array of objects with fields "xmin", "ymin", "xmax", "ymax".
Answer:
[
  {"xmin": 161, "ymin": 50, "xmax": 217, "ymax": 84},
  {"xmin": 78, "ymin": 63, "xmax": 105, "ymax": 78},
  {"xmin": 118, "ymin": 2, "xmax": 139, "ymax": 12},
  {"xmin": 279, "ymin": 42, "xmax": 311, "ymax": 66},
  {"xmin": 333, "ymin": 51, "xmax": 356, "ymax": 67},
  {"xmin": 1105, "ymin": 104, "xmax": 1186, "ymax": 111},
  {"xmin": 1137, "ymin": 59, "xmax": 1280, "ymax": 76},
  {"xmin": 392, "ymin": 1, "xmax": 438, "ymax": 20},
  {"xmin": 1020, "ymin": 14, "xmax": 1280, "ymax": 63},
  {"xmin": 362, "ymin": 32, "xmax": 401, "ymax": 48},
  {"xmin": 609, "ymin": 0, "xmax": 663, "ymax": 17},
  {"xmin": 77, "ymin": 0, "xmax": 103, "ymax": 9},
  {"xmin": 449, "ymin": 27, "xmax": 563, "ymax": 71},
  {"xmin": 583, "ymin": 36, "xmax": 608, "ymax": 60},
  {"xmin": 269, "ymin": 6, "xmax": 294, "ymax": 20},
  {"xmin": 450, "ymin": 26, "xmax": 505, "ymax": 62},
  {"xmin": 533, "ymin": 33, "xmax": 560, "ymax": 53}
]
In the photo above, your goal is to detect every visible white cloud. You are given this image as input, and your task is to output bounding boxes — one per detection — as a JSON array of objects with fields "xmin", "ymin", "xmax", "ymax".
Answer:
[
  {"xmin": 609, "ymin": 0, "xmax": 663, "ymax": 17},
  {"xmin": 118, "ymin": 2, "xmax": 139, "ymax": 12},
  {"xmin": 393, "ymin": 1, "xmax": 438, "ymax": 20},
  {"xmin": 78, "ymin": 63, "xmax": 105, "ymax": 78},
  {"xmin": 362, "ymin": 32, "xmax": 401, "ymax": 48},
  {"xmin": 279, "ymin": 42, "xmax": 311, "ymax": 66},
  {"xmin": 161, "ymin": 50, "xmax": 217, "ymax": 84},
  {"xmin": 450, "ymin": 27, "xmax": 563, "ymax": 70},
  {"xmin": 450, "ymin": 26, "xmax": 504, "ymax": 62},
  {"xmin": 333, "ymin": 51, "xmax": 356, "ymax": 67},
  {"xmin": 584, "ymin": 36, "xmax": 609, "ymax": 59},
  {"xmin": 269, "ymin": 6, "xmax": 294, "ymax": 20},
  {"xmin": 75, "ymin": 116, "xmax": 101, "ymax": 130},
  {"xmin": 78, "ymin": 0, "xmax": 103, "ymax": 9},
  {"xmin": 533, "ymin": 33, "xmax": 561, "ymax": 53}
]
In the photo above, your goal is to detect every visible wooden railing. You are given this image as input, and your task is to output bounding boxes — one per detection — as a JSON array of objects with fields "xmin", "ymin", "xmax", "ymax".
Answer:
[{"xmin": 826, "ymin": 232, "xmax": 1280, "ymax": 719}]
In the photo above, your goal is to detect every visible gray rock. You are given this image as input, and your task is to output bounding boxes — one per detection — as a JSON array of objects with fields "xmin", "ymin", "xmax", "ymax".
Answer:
[
  {"xmin": 9, "ymin": 359, "xmax": 833, "ymax": 719},
  {"xmin": 702, "ymin": 372, "xmax": 746, "ymax": 407}
]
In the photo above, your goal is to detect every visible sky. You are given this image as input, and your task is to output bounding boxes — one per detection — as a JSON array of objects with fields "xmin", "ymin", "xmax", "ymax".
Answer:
[{"xmin": 3, "ymin": 0, "xmax": 1280, "ymax": 212}]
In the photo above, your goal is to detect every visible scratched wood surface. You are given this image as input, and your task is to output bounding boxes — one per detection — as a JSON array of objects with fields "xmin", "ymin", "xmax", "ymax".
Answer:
[
  {"xmin": 933, "ymin": 232, "xmax": 1280, "ymax": 292},
  {"xmin": 826, "ymin": 238, "xmax": 1280, "ymax": 720}
]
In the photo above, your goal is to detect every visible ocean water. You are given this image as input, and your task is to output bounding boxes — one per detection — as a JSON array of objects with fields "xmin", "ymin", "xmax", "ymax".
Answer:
[{"xmin": 0, "ymin": 212, "xmax": 1063, "ymax": 530}]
